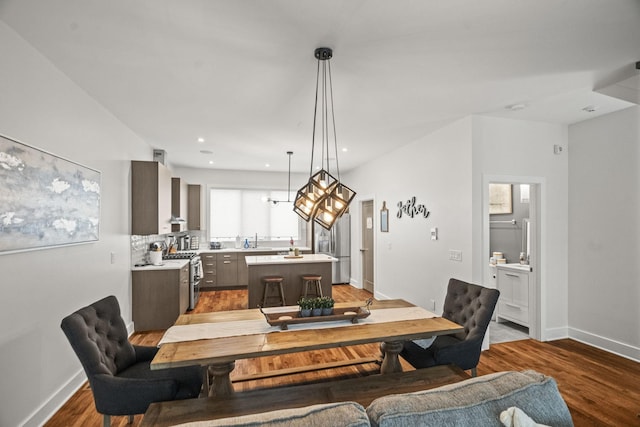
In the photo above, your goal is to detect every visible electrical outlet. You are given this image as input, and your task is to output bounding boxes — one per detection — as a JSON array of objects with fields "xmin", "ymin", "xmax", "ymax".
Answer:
[
  {"xmin": 110, "ymin": 252, "xmax": 116, "ymax": 264},
  {"xmin": 449, "ymin": 250, "xmax": 462, "ymax": 262}
]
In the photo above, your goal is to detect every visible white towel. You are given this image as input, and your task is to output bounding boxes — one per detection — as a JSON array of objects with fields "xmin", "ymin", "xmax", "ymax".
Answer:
[{"xmin": 500, "ymin": 406, "xmax": 550, "ymax": 427}]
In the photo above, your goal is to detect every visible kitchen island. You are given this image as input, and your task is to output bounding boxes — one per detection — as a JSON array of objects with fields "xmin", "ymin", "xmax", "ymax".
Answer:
[{"xmin": 245, "ymin": 254, "xmax": 337, "ymax": 308}]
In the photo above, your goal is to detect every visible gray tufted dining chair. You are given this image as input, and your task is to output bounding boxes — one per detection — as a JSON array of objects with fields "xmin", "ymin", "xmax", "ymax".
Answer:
[
  {"xmin": 61, "ymin": 295, "xmax": 202, "ymax": 426},
  {"xmin": 401, "ymin": 278, "xmax": 499, "ymax": 377}
]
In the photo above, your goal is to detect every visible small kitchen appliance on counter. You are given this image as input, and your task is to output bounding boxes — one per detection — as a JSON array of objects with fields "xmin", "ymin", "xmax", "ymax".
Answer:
[
  {"xmin": 149, "ymin": 242, "xmax": 165, "ymax": 265},
  {"xmin": 177, "ymin": 234, "xmax": 191, "ymax": 251}
]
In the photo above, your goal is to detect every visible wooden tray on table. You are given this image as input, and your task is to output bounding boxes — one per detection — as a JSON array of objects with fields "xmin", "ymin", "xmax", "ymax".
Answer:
[{"xmin": 262, "ymin": 306, "xmax": 371, "ymax": 330}]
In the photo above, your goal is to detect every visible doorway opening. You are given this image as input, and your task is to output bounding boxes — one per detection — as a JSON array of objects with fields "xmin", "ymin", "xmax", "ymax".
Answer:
[
  {"xmin": 484, "ymin": 178, "xmax": 541, "ymax": 343},
  {"xmin": 360, "ymin": 200, "xmax": 375, "ymax": 294}
]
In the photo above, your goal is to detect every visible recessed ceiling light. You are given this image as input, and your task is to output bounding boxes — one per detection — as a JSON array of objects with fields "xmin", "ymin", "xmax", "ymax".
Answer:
[
  {"xmin": 582, "ymin": 105, "xmax": 598, "ymax": 113},
  {"xmin": 200, "ymin": 150, "xmax": 213, "ymax": 154},
  {"xmin": 197, "ymin": 137, "xmax": 205, "ymax": 143},
  {"xmin": 342, "ymin": 147, "xmax": 348, "ymax": 152},
  {"xmin": 208, "ymin": 160, "xmax": 214, "ymax": 165},
  {"xmin": 265, "ymin": 163, "xmax": 270, "ymax": 168},
  {"xmin": 506, "ymin": 103, "xmax": 527, "ymax": 111}
]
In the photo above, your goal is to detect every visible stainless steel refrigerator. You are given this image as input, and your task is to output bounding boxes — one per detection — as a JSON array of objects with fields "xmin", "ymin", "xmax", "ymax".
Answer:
[{"xmin": 315, "ymin": 213, "xmax": 351, "ymax": 284}]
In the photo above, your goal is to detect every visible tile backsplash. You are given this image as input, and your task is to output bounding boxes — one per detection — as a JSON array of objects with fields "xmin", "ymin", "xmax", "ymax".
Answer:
[
  {"xmin": 131, "ymin": 234, "xmax": 163, "ymax": 264},
  {"xmin": 130, "ymin": 230, "xmax": 206, "ymax": 264}
]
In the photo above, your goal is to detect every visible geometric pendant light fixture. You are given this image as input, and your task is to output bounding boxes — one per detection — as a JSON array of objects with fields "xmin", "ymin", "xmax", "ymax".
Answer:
[{"xmin": 293, "ymin": 47, "xmax": 356, "ymax": 229}]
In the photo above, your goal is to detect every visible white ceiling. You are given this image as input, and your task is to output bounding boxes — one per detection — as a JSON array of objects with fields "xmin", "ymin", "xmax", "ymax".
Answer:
[{"xmin": 1, "ymin": 0, "xmax": 639, "ymax": 173}]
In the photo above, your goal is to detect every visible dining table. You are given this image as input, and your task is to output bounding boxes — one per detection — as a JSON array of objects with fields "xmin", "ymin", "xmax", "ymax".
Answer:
[{"xmin": 151, "ymin": 298, "xmax": 463, "ymax": 397}]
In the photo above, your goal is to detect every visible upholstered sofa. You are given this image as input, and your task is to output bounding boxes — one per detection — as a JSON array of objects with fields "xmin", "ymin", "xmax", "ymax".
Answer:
[{"xmin": 167, "ymin": 370, "xmax": 573, "ymax": 426}]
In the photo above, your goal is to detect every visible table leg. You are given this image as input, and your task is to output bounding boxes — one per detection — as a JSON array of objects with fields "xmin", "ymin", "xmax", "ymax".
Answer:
[
  {"xmin": 200, "ymin": 366, "xmax": 210, "ymax": 398},
  {"xmin": 207, "ymin": 361, "xmax": 236, "ymax": 397},
  {"xmin": 380, "ymin": 341, "xmax": 404, "ymax": 374}
]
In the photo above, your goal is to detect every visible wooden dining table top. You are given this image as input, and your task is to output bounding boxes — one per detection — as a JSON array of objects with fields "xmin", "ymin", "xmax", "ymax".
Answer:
[{"xmin": 151, "ymin": 299, "xmax": 463, "ymax": 370}]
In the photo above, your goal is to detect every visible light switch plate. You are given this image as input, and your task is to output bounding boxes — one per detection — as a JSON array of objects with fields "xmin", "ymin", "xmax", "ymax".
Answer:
[
  {"xmin": 449, "ymin": 250, "xmax": 462, "ymax": 261},
  {"xmin": 430, "ymin": 227, "xmax": 438, "ymax": 240}
]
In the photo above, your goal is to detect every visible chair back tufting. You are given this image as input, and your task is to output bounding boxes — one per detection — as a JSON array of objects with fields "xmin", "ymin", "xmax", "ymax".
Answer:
[
  {"xmin": 442, "ymin": 278, "xmax": 500, "ymax": 344},
  {"xmin": 61, "ymin": 295, "xmax": 136, "ymax": 379}
]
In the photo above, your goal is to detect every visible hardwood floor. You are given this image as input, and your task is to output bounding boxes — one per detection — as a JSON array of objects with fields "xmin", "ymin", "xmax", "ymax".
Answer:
[{"xmin": 46, "ymin": 285, "xmax": 640, "ymax": 427}]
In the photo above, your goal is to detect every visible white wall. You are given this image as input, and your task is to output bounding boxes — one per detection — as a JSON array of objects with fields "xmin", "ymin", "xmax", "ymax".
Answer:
[
  {"xmin": 568, "ymin": 106, "xmax": 640, "ymax": 360},
  {"xmin": 471, "ymin": 116, "xmax": 569, "ymax": 339},
  {"xmin": 346, "ymin": 115, "xmax": 570, "ymax": 341},
  {"xmin": 0, "ymin": 22, "xmax": 151, "ymax": 427},
  {"xmin": 345, "ymin": 117, "xmax": 474, "ymax": 311}
]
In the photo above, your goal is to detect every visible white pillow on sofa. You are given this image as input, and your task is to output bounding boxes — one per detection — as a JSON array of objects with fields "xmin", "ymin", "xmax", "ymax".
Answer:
[{"xmin": 500, "ymin": 406, "xmax": 550, "ymax": 427}]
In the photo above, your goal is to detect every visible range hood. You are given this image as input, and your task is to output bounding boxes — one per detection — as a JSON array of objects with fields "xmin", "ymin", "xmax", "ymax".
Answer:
[{"xmin": 169, "ymin": 215, "xmax": 186, "ymax": 224}]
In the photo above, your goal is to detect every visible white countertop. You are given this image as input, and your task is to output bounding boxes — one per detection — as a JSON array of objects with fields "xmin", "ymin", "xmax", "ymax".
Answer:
[
  {"xmin": 131, "ymin": 259, "xmax": 189, "ymax": 271},
  {"xmin": 245, "ymin": 254, "xmax": 337, "ymax": 266},
  {"xmin": 496, "ymin": 263, "xmax": 532, "ymax": 272},
  {"xmin": 198, "ymin": 247, "xmax": 311, "ymax": 253}
]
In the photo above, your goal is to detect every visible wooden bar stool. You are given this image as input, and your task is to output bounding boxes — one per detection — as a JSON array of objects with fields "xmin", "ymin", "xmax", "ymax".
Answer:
[
  {"xmin": 262, "ymin": 276, "xmax": 286, "ymax": 307},
  {"xmin": 301, "ymin": 274, "xmax": 323, "ymax": 298}
]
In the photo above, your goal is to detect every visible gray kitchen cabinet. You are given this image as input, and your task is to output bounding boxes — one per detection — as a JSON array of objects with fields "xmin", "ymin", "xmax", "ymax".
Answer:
[
  {"xmin": 187, "ymin": 184, "xmax": 201, "ymax": 231},
  {"xmin": 131, "ymin": 161, "xmax": 172, "ymax": 235},
  {"xmin": 217, "ymin": 252, "xmax": 238, "ymax": 286},
  {"xmin": 132, "ymin": 263, "xmax": 189, "ymax": 331},
  {"xmin": 171, "ymin": 177, "xmax": 188, "ymax": 232},
  {"xmin": 201, "ymin": 250, "xmax": 314, "ymax": 289},
  {"xmin": 237, "ymin": 253, "xmax": 249, "ymax": 287},
  {"xmin": 200, "ymin": 252, "xmax": 217, "ymax": 289}
]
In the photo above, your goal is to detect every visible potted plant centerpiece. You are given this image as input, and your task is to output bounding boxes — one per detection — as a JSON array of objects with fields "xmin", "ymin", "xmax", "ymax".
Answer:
[
  {"xmin": 311, "ymin": 297, "xmax": 323, "ymax": 316},
  {"xmin": 298, "ymin": 297, "xmax": 313, "ymax": 317},
  {"xmin": 320, "ymin": 296, "xmax": 335, "ymax": 316}
]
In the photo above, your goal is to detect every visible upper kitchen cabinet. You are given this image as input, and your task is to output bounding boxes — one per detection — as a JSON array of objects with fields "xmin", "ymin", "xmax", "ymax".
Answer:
[
  {"xmin": 188, "ymin": 184, "xmax": 201, "ymax": 231},
  {"xmin": 131, "ymin": 161, "xmax": 172, "ymax": 235},
  {"xmin": 171, "ymin": 177, "xmax": 188, "ymax": 232}
]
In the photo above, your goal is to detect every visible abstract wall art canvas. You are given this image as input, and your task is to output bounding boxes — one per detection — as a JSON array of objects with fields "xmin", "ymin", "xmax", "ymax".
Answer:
[{"xmin": 0, "ymin": 134, "xmax": 100, "ymax": 253}]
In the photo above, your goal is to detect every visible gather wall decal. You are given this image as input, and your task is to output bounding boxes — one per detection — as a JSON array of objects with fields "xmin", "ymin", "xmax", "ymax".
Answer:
[{"xmin": 397, "ymin": 196, "xmax": 430, "ymax": 219}]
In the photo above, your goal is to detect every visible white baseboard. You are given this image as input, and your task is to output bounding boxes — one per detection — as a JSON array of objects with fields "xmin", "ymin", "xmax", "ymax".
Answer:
[
  {"xmin": 21, "ymin": 369, "xmax": 86, "ymax": 427},
  {"xmin": 543, "ymin": 326, "xmax": 569, "ymax": 341},
  {"xmin": 568, "ymin": 327, "xmax": 640, "ymax": 363},
  {"xmin": 374, "ymin": 290, "xmax": 392, "ymax": 300}
]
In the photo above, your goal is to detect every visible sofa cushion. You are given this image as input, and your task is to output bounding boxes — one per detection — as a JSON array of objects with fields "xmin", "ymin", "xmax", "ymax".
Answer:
[
  {"xmin": 171, "ymin": 401, "xmax": 371, "ymax": 427},
  {"xmin": 366, "ymin": 370, "xmax": 573, "ymax": 427}
]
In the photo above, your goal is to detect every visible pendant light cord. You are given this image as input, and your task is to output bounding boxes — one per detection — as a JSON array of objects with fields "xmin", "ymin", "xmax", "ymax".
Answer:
[
  {"xmin": 287, "ymin": 151, "xmax": 292, "ymax": 202},
  {"xmin": 310, "ymin": 52, "xmax": 341, "ymax": 181},
  {"xmin": 309, "ymin": 59, "xmax": 321, "ymax": 178},
  {"xmin": 328, "ymin": 60, "xmax": 341, "ymax": 182}
]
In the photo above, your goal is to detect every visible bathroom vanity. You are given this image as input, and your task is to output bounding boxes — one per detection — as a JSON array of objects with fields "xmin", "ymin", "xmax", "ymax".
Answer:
[{"xmin": 496, "ymin": 263, "xmax": 531, "ymax": 328}]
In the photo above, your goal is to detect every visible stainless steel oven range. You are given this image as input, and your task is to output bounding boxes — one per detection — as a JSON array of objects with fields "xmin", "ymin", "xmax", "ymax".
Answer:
[{"xmin": 163, "ymin": 251, "xmax": 202, "ymax": 310}]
